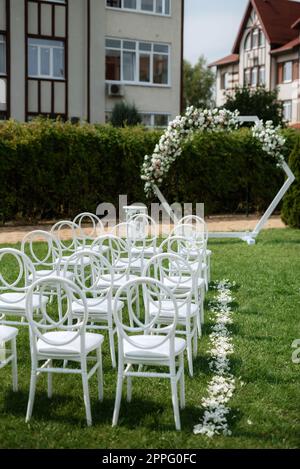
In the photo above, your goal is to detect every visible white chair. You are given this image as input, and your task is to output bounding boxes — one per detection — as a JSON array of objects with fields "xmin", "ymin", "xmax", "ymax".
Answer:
[
  {"xmin": 159, "ymin": 236, "xmax": 205, "ymax": 332},
  {"xmin": 64, "ymin": 250, "xmax": 120, "ymax": 368},
  {"xmin": 25, "ymin": 276, "xmax": 104, "ymax": 426},
  {"xmin": 0, "ymin": 325, "xmax": 18, "ymax": 391},
  {"xmin": 73, "ymin": 212, "xmax": 105, "ymax": 248},
  {"xmin": 0, "ymin": 248, "xmax": 48, "ymax": 327},
  {"xmin": 51, "ymin": 220, "xmax": 89, "ymax": 267},
  {"xmin": 92, "ymin": 235, "xmax": 139, "ymax": 290},
  {"xmin": 110, "ymin": 222, "xmax": 147, "ymax": 275},
  {"xmin": 21, "ymin": 230, "xmax": 73, "ymax": 281},
  {"xmin": 143, "ymin": 252, "xmax": 198, "ymax": 376},
  {"xmin": 170, "ymin": 222, "xmax": 209, "ymax": 290},
  {"xmin": 112, "ymin": 277, "xmax": 186, "ymax": 431},
  {"xmin": 127, "ymin": 213, "xmax": 159, "ymax": 259},
  {"xmin": 177, "ymin": 215, "xmax": 212, "ymax": 283}
]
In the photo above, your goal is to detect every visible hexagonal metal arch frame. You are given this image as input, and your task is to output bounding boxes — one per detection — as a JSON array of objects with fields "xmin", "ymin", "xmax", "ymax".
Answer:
[{"xmin": 153, "ymin": 116, "xmax": 296, "ymax": 245}]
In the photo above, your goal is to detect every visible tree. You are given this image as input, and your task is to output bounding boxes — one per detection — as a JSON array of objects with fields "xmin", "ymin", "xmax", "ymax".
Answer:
[
  {"xmin": 110, "ymin": 101, "xmax": 142, "ymax": 127},
  {"xmin": 183, "ymin": 56, "xmax": 215, "ymax": 110},
  {"xmin": 281, "ymin": 135, "xmax": 300, "ymax": 228},
  {"xmin": 224, "ymin": 86, "xmax": 284, "ymax": 126}
]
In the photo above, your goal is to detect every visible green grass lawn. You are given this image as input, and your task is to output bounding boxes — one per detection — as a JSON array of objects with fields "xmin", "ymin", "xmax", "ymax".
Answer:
[{"xmin": 0, "ymin": 228, "xmax": 300, "ymax": 449}]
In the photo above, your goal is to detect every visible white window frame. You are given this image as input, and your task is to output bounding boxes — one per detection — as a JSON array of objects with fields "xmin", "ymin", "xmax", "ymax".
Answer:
[
  {"xmin": 283, "ymin": 61, "xmax": 292, "ymax": 83},
  {"xmin": 106, "ymin": 0, "xmax": 171, "ymax": 16},
  {"xmin": 251, "ymin": 67, "xmax": 258, "ymax": 87},
  {"xmin": 0, "ymin": 34, "xmax": 6, "ymax": 76},
  {"xmin": 28, "ymin": 38, "xmax": 65, "ymax": 80},
  {"xmin": 258, "ymin": 66, "xmax": 265, "ymax": 85},
  {"xmin": 140, "ymin": 112, "xmax": 171, "ymax": 128},
  {"xmin": 105, "ymin": 38, "xmax": 170, "ymax": 87},
  {"xmin": 283, "ymin": 100, "xmax": 292, "ymax": 122}
]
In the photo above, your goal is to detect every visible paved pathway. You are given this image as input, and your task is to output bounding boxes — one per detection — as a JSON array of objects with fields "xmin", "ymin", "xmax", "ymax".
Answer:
[{"xmin": 0, "ymin": 215, "xmax": 285, "ymax": 244}]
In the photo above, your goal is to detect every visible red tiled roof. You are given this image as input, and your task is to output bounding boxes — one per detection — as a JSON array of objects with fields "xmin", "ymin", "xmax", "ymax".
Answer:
[
  {"xmin": 271, "ymin": 37, "xmax": 300, "ymax": 55},
  {"xmin": 209, "ymin": 54, "xmax": 239, "ymax": 68},
  {"xmin": 232, "ymin": 0, "xmax": 300, "ymax": 53}
]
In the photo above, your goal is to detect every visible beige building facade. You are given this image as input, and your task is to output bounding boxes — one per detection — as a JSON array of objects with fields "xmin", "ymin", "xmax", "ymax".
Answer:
[{"xmin": 0, "ymin": 0, "xmax": 184, "ymax": 125}]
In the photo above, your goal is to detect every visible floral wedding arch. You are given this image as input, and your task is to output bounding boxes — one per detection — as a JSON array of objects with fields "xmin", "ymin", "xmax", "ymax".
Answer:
[{"xmin": 141, "ymin": 107, "xmax": 295, "ymax": 244}]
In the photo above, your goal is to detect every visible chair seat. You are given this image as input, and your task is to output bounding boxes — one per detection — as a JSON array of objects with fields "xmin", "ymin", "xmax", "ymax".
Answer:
[
  {"xmin": 0, "ymin": 293, "xmax": 48, "ymax": 312},
  {"xmin": 56, "ymin": 256, "xmax": 91, "ymax": 266},
  {"xmin": 0, "ymin": 325, "xmax": 18, "ymax": 342},
  {"xmin": 164, "ymin": 276, "xmax": 205, "ymax": 290},
  {"xmin": 72, "ymin": 297, "xmax": 123, "ymax": 316},
  {"xmin": 97, "ymin": 274, "xmax": 139, "ymax": 289},
  {"xmin": 76, "ymin": 245, "xmax": 109, "ymax": 254},
  {"xmin": 131, "ymin": 246, "xmax": 156, "ymax": 258},
  {"xmin": 37, "ymin": 331, "xmax": 104, "ymax": 355},
  {"xmin": 124, "ymin": 335, "xmax": 186, "ymax": 360},
  {"xmin": 115, "ymin": 257, "xmax": 144, "ymax": 271},
  {"xmin": 29, "ymin": 270, "xmax": 73, "ymax": 281},
  {"xmin": 149, "ymin": 300, "xmax": 199, "ymax": 320}
]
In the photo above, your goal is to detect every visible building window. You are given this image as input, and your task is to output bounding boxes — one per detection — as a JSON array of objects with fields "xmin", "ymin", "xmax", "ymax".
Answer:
[
  {"xmin": 106, "ymin": 0, "xmax": 170, "ymax": 15},
  {"xmin": 259, "ymin": 66, "xmax": 265, "ymax": 85},
  {"xmin": 0, "ymin": 34, "xmax": 6, "ymax": 75},
  {"xmin": 221, "ymin": 72, "xmax": 230, "ymax": 90},
  {"xmin": 251, "ymin": 67, "xmax": 258, "ymax": 87},
  {"xmin": 283, "ymin": 100, "xmax": 292, "ymax": 122},
  {"xmin": 140, "ymin": 112, "xmax": 170, "ymax": 127},
  {"xmin": 244, "ymin": 69, "xmax": 251, "ymax": 86},
  {"xmin": 258, "ymin": 30, "xmax": 265, "ymax": 47},
  {"xmin": 244, "ymin": 32, "xmax": 251, "ymax": 51},
  {"xmin": 252, "ymin": 29, "xmax": 259, "ymax": 48},
  {"xmin": 283, "ymin": 61, "xmax": 292, "ymax": 83},
  {"xmin": 28, "ymin": 38, "xmax": 65, "ymax": 80},
  {"xmin": 105, "ymin": 38, "xmax": 170, "ymax": 85},
  {"xmin": 244, "ymin": 28, "xmax": 265, "ymax": 51}
]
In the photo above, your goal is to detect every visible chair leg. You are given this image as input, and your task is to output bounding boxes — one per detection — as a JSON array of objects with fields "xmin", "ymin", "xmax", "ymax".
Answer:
[
  {"xmin": 11, "ymin": 337, "xmax": 18, "ymax": 392},
  {"xmin": 81, "ymin": 361, "xmax": 92, "ymax": 426},
  {"xmin": 26, "ymin": 369, "xmax": 37, "ymax": 422},
  {"xmin": 179, "ymin": 353, "xmax": 185, "ymax": 410},
  {"xmin": 112, "ymin": 371, "xmax": 124, "ymax": 427},
  {"xmin": 108, "ymin": 328, "xmax": 116, "ymax": 368},
  {"xmin": 47, "ymin": 360, "xmax": 53, "ymax": 399},
  {"xmin": 96, "ymin": 348, "xmax": 103, "ymax": 402},
  {"xmin": 127, "ymin": 376, "xmax": 132, "ymax": 403},
  {"xmin": 193, "ymin": 326, "xmax": 198, "ymax": 358},
  {"xmin": 170, "ymin": 362, "xmax": 181, "ymax": 431},
  {"xmin": 187, "ymin": 336, "xmax": 193, "ymax": 378}
]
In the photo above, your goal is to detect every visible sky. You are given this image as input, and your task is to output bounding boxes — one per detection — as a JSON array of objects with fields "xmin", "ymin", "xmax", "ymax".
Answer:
[{"xmin": 184, "ymin": 0, "xmax": 249, "ymax": 65}]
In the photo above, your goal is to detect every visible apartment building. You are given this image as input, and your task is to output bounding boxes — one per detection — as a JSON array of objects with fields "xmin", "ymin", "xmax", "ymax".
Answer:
[
  {"xmin": 0, "ymin": 0, "xmax": 184, "ymax": 125},
  {"xmin": 210, "ymin": 0, "xmax": 300, "ymax": 125}
]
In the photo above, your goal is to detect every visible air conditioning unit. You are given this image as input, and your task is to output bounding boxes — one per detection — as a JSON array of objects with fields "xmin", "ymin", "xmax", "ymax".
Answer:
[{"xmin": 107, "ymin": 83, "xmax": 125, "ymax": 97}]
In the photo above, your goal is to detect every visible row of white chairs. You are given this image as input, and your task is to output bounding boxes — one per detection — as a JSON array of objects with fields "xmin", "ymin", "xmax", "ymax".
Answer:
[{"xmin": 0, "ymin": 212, "xmax": 211, "ymax": 430}]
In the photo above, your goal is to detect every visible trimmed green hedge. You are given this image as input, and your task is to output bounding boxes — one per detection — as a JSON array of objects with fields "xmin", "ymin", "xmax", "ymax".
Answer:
[
  {"xmin": 282, "ymin": 134, "xmax": 300, "ymax": 228},
  {"xmin": 0, "ymin": 119, "xmax": 297, "ymax": 223}
]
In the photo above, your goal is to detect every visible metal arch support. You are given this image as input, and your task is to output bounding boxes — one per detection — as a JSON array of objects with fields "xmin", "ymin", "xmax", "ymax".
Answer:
[{"xmin": 152, "ymin": 116, "xmax": 296, "ymax": 245}]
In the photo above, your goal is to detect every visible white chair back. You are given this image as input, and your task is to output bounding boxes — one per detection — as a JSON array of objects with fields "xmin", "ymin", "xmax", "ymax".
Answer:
[
  {"xmin": 92, "ymin": 234, "xmax": 132, "ymax": 279},
  {"xmin": 63, "ymin": 250, "xmax": 114, "ymax": 305},
  {"xmin": 25, "ymin": 276, "xmax": 88, "ymax": 351},
  {"xmin": 113, "ymin": 277, "xmax": 179, "ymax": 353},
  {"xmin": 0, "ymin": 248, "xmax": 36, "ymax": 306},
  {"xmin": 21, "ymin": 230, "xmax": 62, "ymax": 276},
  {"xmin": 73, "ymin": 212, "xmax": 104, "ymax": 244},
  {"xmin": 51, "ymin": 220, "xmax": 83, "ymax": 256}
]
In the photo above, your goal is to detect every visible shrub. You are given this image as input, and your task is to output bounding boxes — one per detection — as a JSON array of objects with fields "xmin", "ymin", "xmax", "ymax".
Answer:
[
  {"xmin": 224, "ymin": 86, "xmax": 284, "ymax": 127},
  {"xmin": 110, "ymin": 102, "xmax": 142, "ymax": 128},
  {"xmin": 0, "ymin": 118, "xmax": 297, "ymax": 224},
  {"xmin": 281, "ymin": 135, "xmax": 300, "ymax": 228}
]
